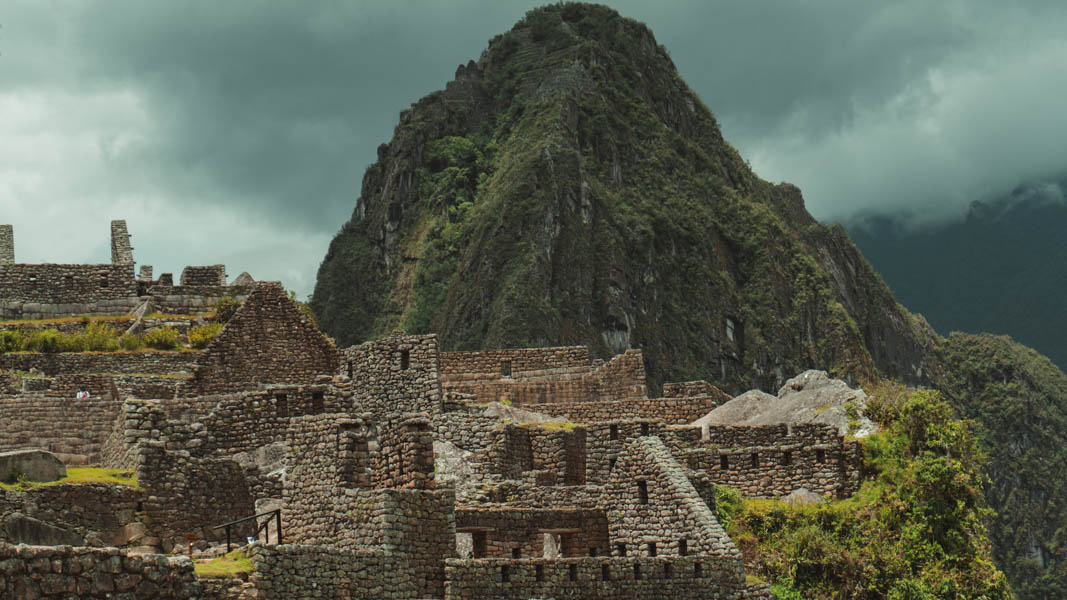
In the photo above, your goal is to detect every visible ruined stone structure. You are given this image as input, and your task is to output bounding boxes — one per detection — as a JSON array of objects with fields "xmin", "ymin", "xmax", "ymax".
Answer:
[
  {"xmin": 0, "ymin": 282, "xmax": 871, "ymax": 597},
  {"xmin": 0, "ymin": 220, "xmax": 254, "ymax": 320}
]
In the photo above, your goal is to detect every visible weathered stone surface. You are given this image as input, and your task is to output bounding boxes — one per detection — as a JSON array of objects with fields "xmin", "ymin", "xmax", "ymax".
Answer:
[
  {"xmin": 3, "ymin": 513, "xmax": 84, "ymax": 546},
  {"xmin": 0, "ymin": 449, "xmax": 66, "ymax": 483}
]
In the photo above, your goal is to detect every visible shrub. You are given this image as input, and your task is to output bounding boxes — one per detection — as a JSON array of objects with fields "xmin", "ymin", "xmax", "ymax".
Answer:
[
  {"xmin": 213, "ymin": 297, "xmax": 242, "ymax": 323},
  {"xmin": 26, "ymin": 329, "xmax": 62, "ymax": 353},
  {"xmin": 119, "ymin": 334, "xmax": 145, "ymax": 351},
  {"xmin": 0, "ymin": 331, "xmax": 24, "ymax": 353},
  {"xmin": 79, "ymin": 322, "xmax": 119, "ymax": 352},
  {"xmin": 143, "ymin": 327, "xmax": 179, "ymax": 350},
  {"xmin": 188, "ymin": 322, "xmax": 224, "ymax": 349}
]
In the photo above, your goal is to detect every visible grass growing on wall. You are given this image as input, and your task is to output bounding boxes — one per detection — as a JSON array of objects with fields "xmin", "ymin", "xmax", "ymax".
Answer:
[
  {"xmin": 0, "ymin": 467, "xmax": 139, "ymax": 491},
  {"xmin": 719, "ymin": 386, "xmax": 1011, "ymax": 600}
]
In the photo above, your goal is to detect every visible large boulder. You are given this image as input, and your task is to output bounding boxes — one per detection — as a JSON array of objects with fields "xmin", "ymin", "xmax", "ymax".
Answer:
[
  {"xmin": 3, "ymin": 513, "xmax": 85, "ymax": 546},
  {"xmin": 691, "ymin": 370, "xmax": 877, "ymax": 437},
  {"xmin": 0, "ymin": 449, "xmax": 66, "ymax": 483}
]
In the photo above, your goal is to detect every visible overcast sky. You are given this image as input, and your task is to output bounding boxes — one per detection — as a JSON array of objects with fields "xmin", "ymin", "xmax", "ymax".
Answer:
[{"xmin": 2, "ymin": 1, "xmax": 1065, "ymax": 297}]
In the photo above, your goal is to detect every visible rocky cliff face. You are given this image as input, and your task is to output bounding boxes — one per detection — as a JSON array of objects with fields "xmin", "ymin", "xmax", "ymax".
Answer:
[{"xmin": 311, "ymin": 3, "xmax": 931, "ymax": 395}]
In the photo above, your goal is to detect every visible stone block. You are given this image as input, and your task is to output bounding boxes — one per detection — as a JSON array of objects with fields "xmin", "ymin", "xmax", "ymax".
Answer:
[{"xmin": 0, "ymin": 448, "xmax": 66, "ymax": 482}]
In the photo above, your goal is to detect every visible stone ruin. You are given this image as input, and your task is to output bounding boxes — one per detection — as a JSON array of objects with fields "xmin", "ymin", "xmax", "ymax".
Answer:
[
  {"xmin": 0, "ymin": 267, "xmax": 870, "ymax": 598},
  {"xmin": 0, "ymin": 220, "xmax": 255, "ymax": 320}
]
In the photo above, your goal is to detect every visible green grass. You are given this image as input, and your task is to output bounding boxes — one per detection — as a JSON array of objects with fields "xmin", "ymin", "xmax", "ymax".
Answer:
[
  {"xmin": 195, "ymin": 550, "xmax": 254, "ymax": 578},
  {"xmin": 0, "ymin": 467, "xmax": 139, "ymax": 491}
]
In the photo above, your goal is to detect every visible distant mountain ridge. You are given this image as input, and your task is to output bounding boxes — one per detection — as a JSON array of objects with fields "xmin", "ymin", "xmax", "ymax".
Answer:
[
  {"xmin": 311, "ymin": 4, "xmax": 1067, "ymax": 597},
  {"xmin": 848, "ymin": 179, "xmax": 1067, "ymax": 370}
]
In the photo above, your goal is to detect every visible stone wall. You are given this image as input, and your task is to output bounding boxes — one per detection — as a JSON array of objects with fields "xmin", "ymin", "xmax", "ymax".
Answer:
[
  {"xmin": 440, "ymin": 348, "xmax": 648, "ymax": 407},
  {"xmin": 523, "ymin": 395, "xmax": 719, "ymax": 425},
  {"xmin": 456, "ymin": 508, "xmax": 609, "ymax": 559},
  {"xmin": 146, "ymin": 285, "xmax": 254, "ymax": 314},
  {"xmin": 110, "ymin": 220, "xmax": 134, "ymax": 265},
  {"xmin": 585, "ymin": 420, "xmax": 663, "ymax": 485},
  {"xmin": 0, "ymin": 392, "xmax": 120, "ymax": 465},
  {"xmin": 372, "ymin": 413, "xmax": 436, "ymax": 489},
  {"xmin": 440, "ymin": 346, "xmax": 591, "ymax": 380},
  {"xmin": 0, "ymin": 224, "xmax": 12, "ymax": 265},
  {"xmin": 341, "ymin": 333, "xmax": 443, "ymax": 418},
  {"xmin": 602, "ymin": 436, "xmax": 740, "ymax": 559},
  {"xmin": 248, "ymin": 544, "xmax": 410, "ymax": 600},
  {"xmin": 0, "ymin": 351, "xmax": 197, "ymax": 377},
  {"xmin": 0, "ymin": 264, "xmax": 140, "ymax": 320},
  {"xmin": 183, "ymin": 282, "xmax": 338, "ymax": 396},
  {"xmin": 0, "ymin": 483, "xmax": 145, "ymax": 548},
  {"xmin": 444, "ymin": 556, "xmax": 754, "ymax": 600},
  {"xmin": 681, "ymin": 423, "xmax": 861, "ymax": 498},
  {"xmin": 127, "ymin": 400, "xmax": 255, "ymax": 549},
  {"xmin": 281, "ymin": 412, "xmax": 455, "ymax": 597},
  {"xmin": 0, "ymin": 542, "xmax": 201, "ymax": 599},
  {"xmin": 180, "ymin": 265, "xmax": 226, "ymax": 286}
]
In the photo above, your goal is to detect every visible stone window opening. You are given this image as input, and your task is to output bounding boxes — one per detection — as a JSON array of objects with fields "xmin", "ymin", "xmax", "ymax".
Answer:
[
  {"xmin": 694, "ymin": 562, "xmax": 703, "ymax": 578},
  {"xmin": 601, "ymin": 564, "xmax": 611, "ymax": 581},
  {"xmin": 679, "ymin": 539, "xmax": 688, "ymax": 556},
  {"xmin": 535, "ymin": 565, "xmax": 544, "ymax": 582},
  {"xmin": 99, "ymin": 276, "xmax": 108, "ymax": 288},
  {"xmin": 640, "ymin": 422, "xmax": 650, "ymax": 436},
  {"xmin": 634, "ymin": 563, "xmax": 642, "ymax": 580},
  {"xmin": 588, "ymin": 547, "xmax": 598, "ymax": 557},
  {"xmin": 648, "ymin": 542, "xmax": 657, "ymax": 557},
  {"xmin": 511, "ymin": 547, "xmax": 520, "ymax": 559},
  {"xmin": 276, "ymin": 393, "xmax": 289, "ymax": 418},
  {"xmin": 616, "ymin": 543, "xmax": 626, "ymax": 557},
  {"xmin": 816, "ymin": 448, "xmax": 826, "ymax": 463},
  {"xmin": 751, "ymin": 452, "xmax": 759, "ymax": 467},
  {"xmin": 28, "ymin": 274, "xmax": 37, "ymax": 283},
  {"xmin": 399, "ymin": 349, "xmax": 410, "ymax": 370},
  {"xmin": 637, "ymin": 480, "xmax": 648, "ymax": 504},
  {"xmin": 720, "ymin": 454, "xmax": 729, "ymax": 470},
  {"xmin": 501, "ymin": 360, "xmax": 511, "ymax": 377},
  {"xmin": 664, "ymin": 563, "xmax": 673, "ymax": 578},
  {"xmin": 609, "ymin": 424, "xmax": 619, "ymax": 440},
  {"xmin": 347, "ymin": 361, "xmax": 354, "ymax": 379},
  {"xmin": 608, "ymin": 457, "xmax": 617, "ymax": 473},
  {"xmin": 500, "ymin": 565, "xmax": 509, "ymax": 582},
  {"xmin": 781, "ymin": 451, "xmax": 792, "ymax": 466},
  {"xmin": 472, "ymin": 531, "xmax": 487, "ymax": 558},
  {"xmin": 311, "ymin": 391, "xmax": 325, "ymax": 414},
  {"xmin": 568, "ymin": 563, "xmax": 578, "ymax": 581}
]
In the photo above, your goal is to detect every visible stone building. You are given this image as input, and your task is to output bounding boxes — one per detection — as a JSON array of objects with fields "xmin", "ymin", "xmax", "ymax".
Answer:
[
  {"xmin": 0, "ymin": 220, "xmax": 254, "ymax": 320},
  {"xmin": 0, "ymin": 283, "xmax": 869, "ymax": 597}
]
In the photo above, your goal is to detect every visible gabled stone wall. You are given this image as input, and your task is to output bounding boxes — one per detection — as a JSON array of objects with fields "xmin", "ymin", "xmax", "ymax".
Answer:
[
  {"xmin": 602, "ymin": 436, "xmax": 740, "ymax": 559},
  {"xmin": 183, "ymin": 282, "xmax": 338, "ymax": 396}
]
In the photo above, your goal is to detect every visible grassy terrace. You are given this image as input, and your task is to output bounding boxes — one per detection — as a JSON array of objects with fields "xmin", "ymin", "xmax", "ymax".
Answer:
[
  {"xmin": 0, "ymin": 467, "xmax": 139, "ymax": 491},
  {"xmin": 195, "ymin": 549, "xmax": 254, "ymax": 578}
]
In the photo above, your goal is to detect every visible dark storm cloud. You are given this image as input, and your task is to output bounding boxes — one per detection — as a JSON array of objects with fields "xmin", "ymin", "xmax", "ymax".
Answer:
[{"xmin": 2, "ymin": 1, "xmax": 1065, "ymax": 295}]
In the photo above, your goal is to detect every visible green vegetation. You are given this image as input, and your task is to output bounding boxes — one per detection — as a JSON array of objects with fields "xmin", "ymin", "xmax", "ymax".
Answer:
[
  {"xmin": 211, "ymin": 297, "xmax": 242, "ymax": 323},
  {"xmin": 142, "ymin": 326, "xmax": 180, "ymax": 350},
  {"xmin": 930, "ymin": 333, "xmax": 1067, "ymax": 599},
  {"xmin": 188, "ymin": 322, "xmax": 224, "ymax": 349},
  {"xmin": 194, "ymin": 549, "xmax": 254, "ymax": 578},
  {"xmin": 722, "ymin": 387, "xmax": 1010, "ymax": 599},
  {"xmin": 0, "ymin": 467, "xmax": 139, "ymax": 491}
]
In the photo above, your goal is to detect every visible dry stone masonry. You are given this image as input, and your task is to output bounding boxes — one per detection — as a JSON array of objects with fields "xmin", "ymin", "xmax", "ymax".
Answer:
[
  {"xmin": 0, "ymin": 220, "xmax": 254, "ymax": 320},
  {"xmin": 0, "ymin": 279, "xmax": 861, "ymax": 598}
]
